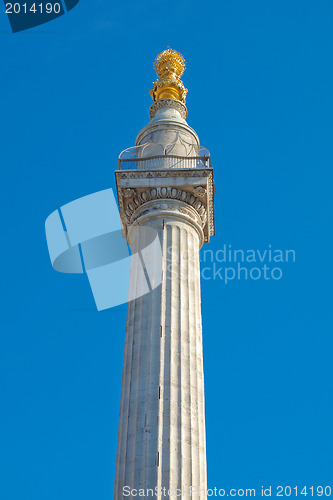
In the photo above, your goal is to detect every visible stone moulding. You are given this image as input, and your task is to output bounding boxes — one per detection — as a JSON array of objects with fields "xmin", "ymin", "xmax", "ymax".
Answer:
[
  {"xmin": 115, "ymin": 168, "xmax": 215, "ymax": 243},
  {"xmin": 149, "ymin": 99, "xmax": 188, "ymax": 120},
  {"xmin": 124, "ymin": 187, "xmax": 207, "ymax": 224}
]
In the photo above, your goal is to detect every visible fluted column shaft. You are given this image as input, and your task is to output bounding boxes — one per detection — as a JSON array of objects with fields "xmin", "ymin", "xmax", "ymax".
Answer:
[{"xmin": 114, "ymin": 205, "xmax": 207, "ymax": 499}]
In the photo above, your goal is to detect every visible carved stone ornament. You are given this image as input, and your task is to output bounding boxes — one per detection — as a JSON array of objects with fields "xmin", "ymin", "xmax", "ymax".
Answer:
[
  {"xmin": 122, "ymin": 186, "xmax": 207, "ymax": 228},
  {"xmin": 194, "ymin": 186, "xmax": 207, "ymax": 197},
  {"xmin": 122, "ymin": 188, "xmax": 136, "ymax": 198},
  {"xmin": 149, "ymin": 99, "xmax": 187, "ymax": 120}
]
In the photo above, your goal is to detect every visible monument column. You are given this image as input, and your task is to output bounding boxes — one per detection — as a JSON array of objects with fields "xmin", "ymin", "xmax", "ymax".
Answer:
[{"xmin": 114, "ymin": 50, "xmax": 215, "ymax": 499}]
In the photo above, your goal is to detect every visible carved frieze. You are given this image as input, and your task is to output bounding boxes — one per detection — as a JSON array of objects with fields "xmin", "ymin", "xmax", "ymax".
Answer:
[
  {"xmin": 149, "ymin": 99, "xmax": 187, "ymax": 120},
  {"xmin": 122, "ymin": 186, "xmax": 207, "ymax": 229}
]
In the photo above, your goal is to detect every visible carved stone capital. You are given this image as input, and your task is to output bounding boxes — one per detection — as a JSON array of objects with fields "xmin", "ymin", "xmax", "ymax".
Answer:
[
  {"xmin": 115, "ymin": 168, "xmax": 215, "ymax": 244},
  {"xmin": 123, "ymin": 186, "xmax": 207, "ymax": 228}
]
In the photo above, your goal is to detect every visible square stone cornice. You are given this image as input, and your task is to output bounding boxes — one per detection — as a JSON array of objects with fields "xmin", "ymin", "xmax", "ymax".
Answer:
[{"xmin": 115, "ymin": 168, "xmax": 215, "ymax": 243}]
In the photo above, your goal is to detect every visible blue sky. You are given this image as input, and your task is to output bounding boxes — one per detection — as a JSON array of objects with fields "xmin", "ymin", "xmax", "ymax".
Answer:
[{"xmin": 1, "ymin": 1, "xmax": 333, "ymax": 498}]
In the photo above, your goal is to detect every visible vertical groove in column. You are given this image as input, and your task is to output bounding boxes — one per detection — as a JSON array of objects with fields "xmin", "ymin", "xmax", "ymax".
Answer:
[
  {"xmin": 143, "ymin": 223, "xmax": 162, "ymax": 490},
  {"xmin": 133, "ymin": 236, "xmax": 153, "ymax": 488},
  {"xmin": 181, "ymin": 226, "xmax": 192, "ymax": 491},
  {"xmin": 157, "ymin": 222, "xmax": 167, "ymax": 491},
  {"xmin": 114, "ymin": 228, "xmax": 140, "ymax": 498},
  {"xmin": 160, "ymin": 224, "xmax": 172, "ymax": 490},
  {"xmin": 176, "ymin": 224, "xmax": 182, "ymax": 491},
  {"xmin": 189, "ymin": 229, "xmax": 200, "ymax": 499},
  {"xmin": 124, "ymin": 227, "xmax": 147, "ymax": 489},
  {"xmin": 169, "ymin": 224, "xmax": 181, "ymax": 491}
]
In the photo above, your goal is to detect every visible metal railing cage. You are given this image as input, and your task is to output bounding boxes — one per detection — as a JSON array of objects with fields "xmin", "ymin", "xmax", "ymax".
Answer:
[{"xmin": 118, "ymin": 145, "xmax": 211, "ymax": 170}]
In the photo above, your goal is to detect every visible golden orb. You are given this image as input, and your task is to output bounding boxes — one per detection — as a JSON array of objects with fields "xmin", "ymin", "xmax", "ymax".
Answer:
[
  {"xmin": 150, "ymin": 49, "xmax": 188, "ymax": 104},
  {"xmin": 153, "ymin": 49, "xmax": 186, "ymax": 80}
]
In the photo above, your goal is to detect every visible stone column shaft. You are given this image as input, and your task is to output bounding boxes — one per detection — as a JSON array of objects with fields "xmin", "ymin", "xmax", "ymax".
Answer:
[{"xmin": 114, "ymin": 194, "xmax": 209, "ymax": 499}]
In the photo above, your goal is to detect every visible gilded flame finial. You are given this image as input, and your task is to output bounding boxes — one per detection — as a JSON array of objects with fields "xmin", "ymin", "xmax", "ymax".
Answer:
[{"xmin": 150, "ymin": 49, "xmax": 188, "ymax": 104}]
